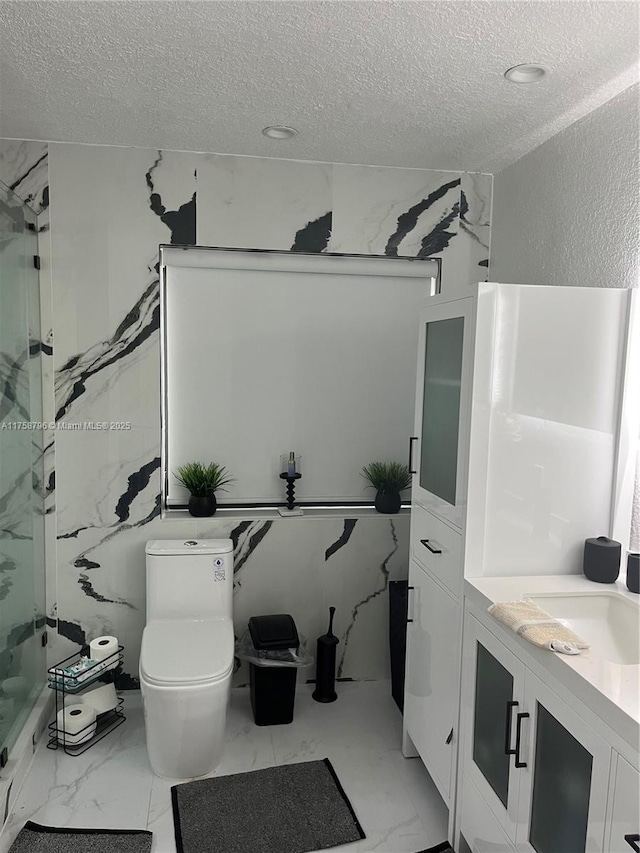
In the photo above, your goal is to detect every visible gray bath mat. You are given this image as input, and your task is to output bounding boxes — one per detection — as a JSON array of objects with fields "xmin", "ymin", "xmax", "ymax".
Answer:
[
  {"xmin": 9, "ymin": 821, "xmax": 152, "ymax": 853},
  {"xmin": 171, "ymin": 757, "xmax": 365, "ymax": 853}
]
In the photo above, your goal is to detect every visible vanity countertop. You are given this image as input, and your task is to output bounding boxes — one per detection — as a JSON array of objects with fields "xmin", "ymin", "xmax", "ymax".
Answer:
[{"xmin": 465, "ymin": 574, "xmax": 640, "ymax": 753}]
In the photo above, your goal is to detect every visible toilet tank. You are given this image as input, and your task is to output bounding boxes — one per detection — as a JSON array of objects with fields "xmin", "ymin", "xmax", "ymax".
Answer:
[{"xmin": 145, "ymin": 539, "xmax": 233, "ymax": 621}]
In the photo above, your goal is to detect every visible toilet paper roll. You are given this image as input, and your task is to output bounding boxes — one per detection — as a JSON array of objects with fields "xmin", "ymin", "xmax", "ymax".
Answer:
[
  {"xmin": 78, "ymin": 681, "xmax": 118, "ymax": 715},
  {"xmin": 89, "ymin": 636, "xmax": 119, "ymax": 670},
  {"xmin": 57, "ymin": 703, "xmax": 97, "ymax": 746}
]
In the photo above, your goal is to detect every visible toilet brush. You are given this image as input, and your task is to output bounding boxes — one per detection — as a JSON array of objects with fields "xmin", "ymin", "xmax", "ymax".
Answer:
[{"xmin": 312, "ymin": 607, "xmax": 339, "ymax": 703}]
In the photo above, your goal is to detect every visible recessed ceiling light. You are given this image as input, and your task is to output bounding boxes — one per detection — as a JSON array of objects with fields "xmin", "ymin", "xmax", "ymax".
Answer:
[
  {"xmin": 504, "ymin": 64, "xmax": 548, "ymax": 84},
  {"xmin": 262, "ymin": 125, "xmax": 298, "ymax": 140}
]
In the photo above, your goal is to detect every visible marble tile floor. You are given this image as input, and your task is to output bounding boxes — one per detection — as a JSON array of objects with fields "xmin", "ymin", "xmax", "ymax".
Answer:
[{"xmin": 0, "ymin": 681, "xmax": 448, "ymax": 853}]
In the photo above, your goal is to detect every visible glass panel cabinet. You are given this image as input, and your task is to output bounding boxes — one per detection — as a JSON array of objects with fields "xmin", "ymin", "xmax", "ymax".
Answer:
[
  {"xmin": 411, "ymin": 297, "xmax": 475, "ymax": 530},
  {"xmin": 462, "ymin": 614, "xmax": 612, "ymax": 853}
]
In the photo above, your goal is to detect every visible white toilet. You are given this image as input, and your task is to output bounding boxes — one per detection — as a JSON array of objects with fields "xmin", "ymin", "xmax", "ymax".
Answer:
[{"xmin": 139, "ymin": 539, "xmax": 234, "ymax": 779}]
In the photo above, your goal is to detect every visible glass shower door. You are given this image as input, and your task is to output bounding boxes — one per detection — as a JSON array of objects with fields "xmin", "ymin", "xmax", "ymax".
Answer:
[{"xmin": 0, "ymin": 180, "xmax": 46, "ymax": 760}]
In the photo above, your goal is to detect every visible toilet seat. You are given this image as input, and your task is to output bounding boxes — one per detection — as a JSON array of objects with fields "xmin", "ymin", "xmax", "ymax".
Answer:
[{"xmin": 140, "ymin": 619, "xmax": 234, "ymax": 686}]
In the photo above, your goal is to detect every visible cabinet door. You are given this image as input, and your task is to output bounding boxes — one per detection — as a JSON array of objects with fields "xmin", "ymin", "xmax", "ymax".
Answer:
[
  {"xmin": 516, "ymin": 670, "xmax": 611, "ymax": 853},
  {"xmin": 461, "ymin": 614, "xmax": 526, "ymax": 840},
  {"xmin": 606, "ymin": 755, "xmax": 639, "ymax": 853},
  {"xmin": 412, "ymin": 296, "xmax": 475, "ymax": 531},
  {"xmin": 403, "ymin": 560, "xmax": 460, "ymax": 804}
]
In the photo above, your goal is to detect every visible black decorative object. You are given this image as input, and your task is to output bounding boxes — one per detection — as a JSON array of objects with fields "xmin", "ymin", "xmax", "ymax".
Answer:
[
  {"xmin": 279, "ymin": 452, "xmax": 302, "ymax": 513},
  {"xmin": 312, "ymin": 607, "xmax": 339, "ymax": 703},
  {"xmin": 188, "ymin": 494, "xmax": 217, "ymax": 517},
  {"xmin": 361, "ymin": 461, "xmax": 410, "ymax": 514},
  {"xmin": 583, "ymin": 536, "xmax": 622, "ymax": 584},
  {"xmin": 280, "ymin": 472, "xmax": 302, "ymax": 511},
  {"xmin": 375, "ymin": 489, "xmax": 402, "ymax": 514},
  {"xmin": 626, "ymin": 552, "xmax": 640, "ymax": 594}
]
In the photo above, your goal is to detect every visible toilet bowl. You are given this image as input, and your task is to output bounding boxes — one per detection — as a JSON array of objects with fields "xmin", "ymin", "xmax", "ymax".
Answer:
[
  {"xmin": 140, "ymin": 618, "xmax": 234, "ymax": 778},
  {"xmin": 140, "ymin": 539, "xmax": 235, "ymax": 779}
]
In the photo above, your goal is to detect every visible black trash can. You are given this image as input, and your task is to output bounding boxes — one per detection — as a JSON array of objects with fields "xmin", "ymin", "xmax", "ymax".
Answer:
[{"xmin": 248, "ymin": 614, "xmax": 299, "ymax": 726}]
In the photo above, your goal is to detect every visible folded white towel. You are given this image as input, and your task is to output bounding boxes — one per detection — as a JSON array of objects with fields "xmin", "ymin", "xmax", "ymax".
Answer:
[{"xmin": 488, "ymin": 599, "xmax": 589, "ymax": 653}]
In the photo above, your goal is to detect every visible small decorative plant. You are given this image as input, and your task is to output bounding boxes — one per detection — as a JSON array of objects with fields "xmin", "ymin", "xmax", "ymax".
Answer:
[
  {"xmin": 361, "ymin": 461, "xmax": 411, "ymax": 514},
  {"xmin": 174, "ymin": 461, "xmax": 234, "ymax": 517}
]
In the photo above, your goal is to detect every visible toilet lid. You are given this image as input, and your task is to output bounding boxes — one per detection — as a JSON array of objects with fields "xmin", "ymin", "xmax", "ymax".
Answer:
[{"xmin": 141, "ymin": 620, "xmax": 234, "ymax": 684}]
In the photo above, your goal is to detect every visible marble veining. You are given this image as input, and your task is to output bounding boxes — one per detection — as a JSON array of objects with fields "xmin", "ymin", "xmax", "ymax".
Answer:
[
  {"xmin": 229, "ymin": 520, "xmax": 274, "ymax": 578},
  {"xmin": 337, "ymin": 519, "xmax": 398, "ymax": 677},
  {"xmin": 145, "ymin": 151, "xmax": 196, "ymax": 245},
  {"xmin": 291, "ymin": 210, "xmax": 332, "ymax": 252},
  {"xmin": 325, "ymin": 519, "xmax": 358, "ymax": 561},
  {"xmin": 0, "ymin": 138, "xmax": 491, "ymax": 683},
  {"xmin": 385, "ymin": 178, "xmax": 461, "ymax": 258}
]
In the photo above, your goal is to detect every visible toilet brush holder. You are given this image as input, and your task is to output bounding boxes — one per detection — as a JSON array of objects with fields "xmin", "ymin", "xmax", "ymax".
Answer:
[{"xmin": 312, "ymin": 607, "xmax": 339, "ymax": 703}]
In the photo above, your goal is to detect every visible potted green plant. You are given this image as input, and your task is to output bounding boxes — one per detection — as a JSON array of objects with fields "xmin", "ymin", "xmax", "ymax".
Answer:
[
  {"xmin": 174, "ymin": 461, "xmax": 234, "ymax": 517},
  {"xmin": 361, "ymin": 461, "xmax": 412, "ymax": 514}
]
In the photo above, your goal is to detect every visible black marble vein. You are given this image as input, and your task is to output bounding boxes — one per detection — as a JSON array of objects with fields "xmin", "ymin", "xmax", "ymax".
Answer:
[
  {"xmin": 337, "ymin": 519, "xmax": 399, "ymax": 677},
  {"xmin": 325, "ymin": 519, "xmax": 358, "ymax": 561},
  {"xmin": 77, "ymin": 574, "xmax": 136, "ymax": 609},
  {"xmin": 145, "ymin": 151, "xmax": 196, "ymax": 245},
  {"xmin": 291, "ymin": 212, "xmax": 332, "ymax": 253},
  {"xmin": 416, "ymin": 201, "xmax": 460, "ymax": 258},
  {"xmin": 231, "ymin": 520, "xmax": 273, "ymax": 574},
  {"xmin": 56, "ymin": 619, "xmax": 86, "ymax": 647},
  {"xmin": 75, "ymin": 557, "xmax": 100, "ymax": 570},
  {"xmin": 8, "ymin": 152, "xmax": 48, "ymax": 202},
  {"xmin": 385, "ymin": 178, "xmax": 461, "ymax": 257},
  {"xmin": 115, "ymin": 458, "xmax": 161, "ymax": 522}
]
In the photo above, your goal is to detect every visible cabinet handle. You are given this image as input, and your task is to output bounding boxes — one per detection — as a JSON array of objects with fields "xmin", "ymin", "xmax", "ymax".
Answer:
[
  {"xmin": 445, "ymin": 728, "xmax": 453, "ymax": 745},
  {"xmin": 504, "ymin": 700, "xmax": 518, "ymax": 755},
  {"xmin": 408, "ymin": 437, "xmax": 418, "ymax": 474},
  {"xmin": 420, "ymin": 539, "xmax": 442, "ymax": 555},
  {"xmin": 407, "ymin": 586, "xmax": 414, "ymax": 623},
  {"xmin": 514, "ymin": 712, "xmax": 530, "ymax": 768},
  {"xmin": 624, "ymin": 834, "xmax": 640, "ymax": 852}
]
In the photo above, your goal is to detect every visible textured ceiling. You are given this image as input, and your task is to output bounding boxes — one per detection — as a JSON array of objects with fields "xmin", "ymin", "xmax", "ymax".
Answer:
[{"xmin": 0, "ymin": 0, "xmax": 638, "ymax": 173}]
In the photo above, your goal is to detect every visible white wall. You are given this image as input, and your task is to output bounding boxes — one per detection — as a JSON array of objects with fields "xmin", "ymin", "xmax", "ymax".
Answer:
[
  {"xmin": 490, "ymin": 84, "xmax": 639, "ymax": 290},
  {"xmin": 490, "ymin": 84, "xmax": 640, "ymax": 552}
]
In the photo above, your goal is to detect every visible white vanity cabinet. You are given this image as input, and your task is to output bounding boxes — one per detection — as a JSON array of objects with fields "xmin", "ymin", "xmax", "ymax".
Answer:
[
  {"xmin": 403, "ymin": 558, "xmax": 460, "ymax": 804},
  {"xmin": 606, "ymin": 755, "xmax": 640, "ymax": 853},
  {"xmin": 402, "ymin": 284, "xmax": 638, "ymax": 848},
  {"xmin": 458, "ymin": 606, "xmax": 638, "ymax": 853}
]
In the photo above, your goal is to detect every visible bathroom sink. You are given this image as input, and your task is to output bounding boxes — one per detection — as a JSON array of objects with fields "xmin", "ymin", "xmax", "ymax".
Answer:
[{"xmin": 525, "ymin": 591, "xmax": 640, "ymax": 666}]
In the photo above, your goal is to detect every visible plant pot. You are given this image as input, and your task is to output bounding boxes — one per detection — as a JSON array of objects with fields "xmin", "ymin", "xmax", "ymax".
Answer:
[
  {"xmin": 374, "ymin": 489, "xmax": 401, "ymax": 514},
  {"xmin": 188, "ymin": 494, "xmax": 217, "ymax": 517}
]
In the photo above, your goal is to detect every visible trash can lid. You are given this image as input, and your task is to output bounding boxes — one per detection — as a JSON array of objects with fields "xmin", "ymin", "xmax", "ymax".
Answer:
[{"xmin": 248, "ymin": 614, "xmax": 299, "ymax": 650}]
